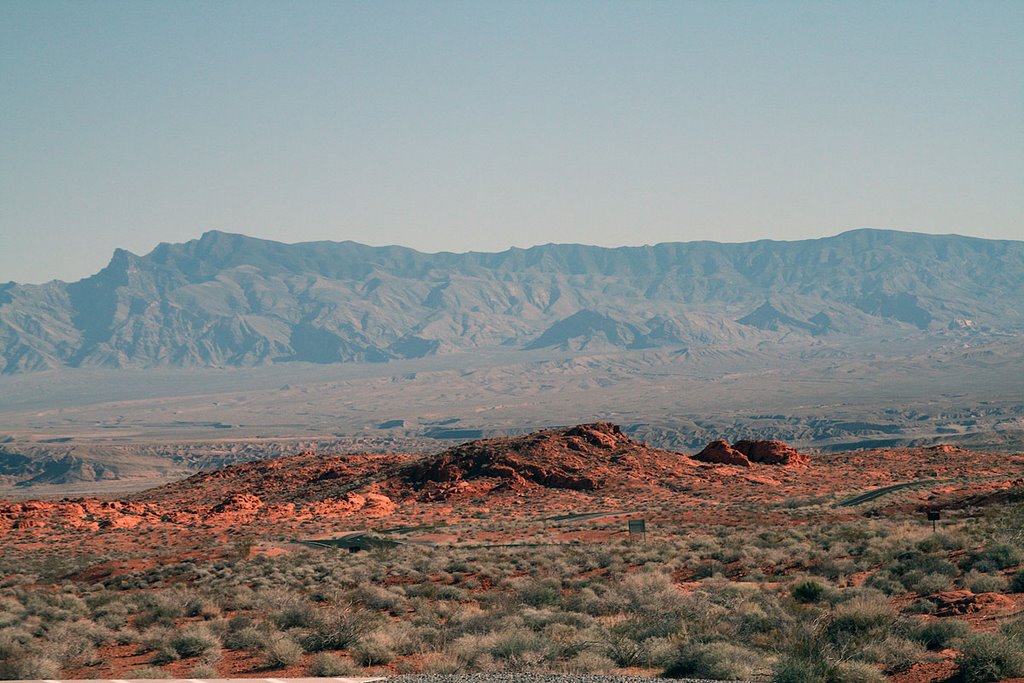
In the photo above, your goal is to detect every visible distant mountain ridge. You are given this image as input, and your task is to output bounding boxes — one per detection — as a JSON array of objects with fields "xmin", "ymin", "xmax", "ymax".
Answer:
[{"xmin": 1, "ymin": 229, "xmax": 1021, "ymax": 373}]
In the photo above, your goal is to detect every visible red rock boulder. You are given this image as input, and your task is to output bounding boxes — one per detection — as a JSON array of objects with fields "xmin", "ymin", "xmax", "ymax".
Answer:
[
  {"xmin": 733, "ymin": 440, "xmax": 809, "ymax": 466},
  {"xmin": 693, "ymin": 440, "xmax": 751, "ymax": 467}
]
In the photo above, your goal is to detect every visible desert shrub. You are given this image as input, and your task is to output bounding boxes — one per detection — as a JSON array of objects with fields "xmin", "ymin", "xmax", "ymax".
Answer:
[
  {"xmin": 94, "ymin": 600, "xmax": 130, "ymax": 629},
  {"xmin": 1009, "ymin": 570, "xmax": 1024, "ymax": 593},
  {"xmin": 270, "ymin": 596, "xmax": 318, "ymax": 629},
  {"xmin": 964, "ymin": 571, "xmax": 1008, "ymax": 594},
  {"xmin": 348, "ymin": 583, "xmax": 406, "ymax": 614},
  {"xmin": 417, "ymin": 652, "xmax": 464, "ymax": 674},
  {"xmin": 917, "ymin": 533, "xmax": 963, "ymax": 553},
  {"xmin": 911, "ymin": 619, "xmax": 971, "ymax": 650},
  {"xmin": 43, "ymin": 621, "xmax": 107, "ymax": 665},
  {"xmin": 307, "ymin": 652, "xmax": 357, "ymax": 676},
  {"xmin": 171, "ymin": 625, "xmax": 220, "ymax": 659},
  {"xmin": 610, "ymin": 611, "xmax": 683, "ymax": 643},
  {"xmin": 302, "ymin": 608, "xmax": 380, "ymax": 652},
  {"xmin": 792, "ymin": 579, "xmax": 828, "ymax": 603},
  {"xmin": 857, "ymin": 634, "xmax": 925, "ymax": 672},
  {"xmin": 222, "ymin": 625, "xmax": 266, "ymax": 651},
  {"xmin": 773, "ymin": 656, "xmax": 831, "ymax": 683},
  {"xmin": 134, "ymin": 593, "xmax": 184, "ymax": 627},
  {"xmin": 662, "ymin": 641, "xmax": 764, "ymax": 680},
  {"xmin": 693, "ymin": 559, "xmax": 726, "ymax": 578},
  {"xmin": 1001, "ymin": 615, "xmax": 1024, "ymax": 644},
  {"xmin": 562, "ymin": 650, "xmax": 616, "ymax": 674},
  {"xmin": 961, "ymin": 544, "xmax": 1022, "ymax": 572},
  {"xmin": 124, "ymin": 666, "xmax": 171, "ymax": 679},
  {"xmin": 184, "ymin": 596, "xmax": 220, "ymax": 620},
  {"xmin": 864, "ymin": 573, "xmax": 905, "ymax": 596},
  {"xmin": 954, "ymin": 632, "xmax": 1024, "ymax": 682},
  {"xmin": 352, "ymin": 634, "xmax": 396, "ymax": 666},
  {"xmin": 488, "ymin": 627, "xmax": 547, "ymax": 666},
  {"xmin": 773, "ymin": 656, "xmax": 884, "ymax": 683},
  {"xmin": 604, "ymin": 632, "xmax": 648, "ymax": 667},
  {"xmin": 190, "ymin": 664, "xmax": 218, "ymax": 677},
  {"xmin": 901, "ymin": 571, "xmax": 954, "ymax": 595},
  {"xmin": 904, "ymin": 598, "xmax": 937, "ymax": 615},
  {"xmin": 513, "ymin": 578, "xmax": 563, "ymax": 608},
  {"xmin": 827, "ymin": 595, "xmax": 894, "ymax": 643},
  {"xmin": 0, "ymin": 653, "xmax": 62, "ymax": 680},
  {"xmin": 832, "ymin": 660, "xmax": 886, "ymax": 683},
  {"xmin": 138, "ymin": 626, "xmax": 179, "ymax": 663},
  {"xmin": 261, "ymin": 633, "xmax": 303, "ymax": 668}
]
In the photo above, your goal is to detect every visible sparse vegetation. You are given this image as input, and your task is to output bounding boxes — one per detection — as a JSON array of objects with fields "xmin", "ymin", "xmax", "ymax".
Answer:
[{"xmin": 0, "ymin": 444, "xmax": 1021, "ymax": 682}]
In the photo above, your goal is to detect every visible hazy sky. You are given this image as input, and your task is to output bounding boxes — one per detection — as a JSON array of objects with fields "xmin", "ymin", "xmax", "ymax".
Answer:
[{"xmin": 2, "ymin": 1, "xmax": 1022, "ymax": 284}]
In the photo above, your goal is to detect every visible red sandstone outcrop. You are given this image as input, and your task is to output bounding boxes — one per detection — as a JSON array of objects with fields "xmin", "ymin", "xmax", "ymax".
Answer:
[
  {"xmin": 693, "ymin": 439, "xmax": 808, "ymax": 467},
  {"xmin": 693, "ymin": 440, "xmax": 751, "ymax": 467},
  {"xmin": 733, "ymin": 439, "xmax": 810, "ymax": 466},
  {"xmin": 928, "ymin": 590, "xmax": 1015, "ymax": 617},
  {"xmin": 405, "ymin": 423, "xmax": 647, "ymax": 496}
]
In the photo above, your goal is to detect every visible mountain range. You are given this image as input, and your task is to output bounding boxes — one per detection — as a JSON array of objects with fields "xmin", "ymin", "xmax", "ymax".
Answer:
[{"xmin": 1, "ymin": 228, "xmax": 1021, "ymax": 373}]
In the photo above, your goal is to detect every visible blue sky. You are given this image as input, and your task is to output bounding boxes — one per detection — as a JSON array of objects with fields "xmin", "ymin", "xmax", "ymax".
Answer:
[{"xmin": 2, "ymin": 0, "xmax": 1022, "ymax": 283}]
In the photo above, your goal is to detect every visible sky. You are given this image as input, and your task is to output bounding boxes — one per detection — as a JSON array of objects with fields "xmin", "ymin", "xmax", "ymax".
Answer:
[{"xmin": 1, "ymin": 1, "xmax": 1022, "ymax": 284}]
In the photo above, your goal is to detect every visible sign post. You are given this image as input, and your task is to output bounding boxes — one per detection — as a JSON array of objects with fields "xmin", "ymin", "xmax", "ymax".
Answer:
[
  {"xmin": 927, "ymin": 509, "xmax": 941, "ymax": 533},
  {"xmin": 628, "ymin": 519, "xmax": 646, "ymax": 543}
]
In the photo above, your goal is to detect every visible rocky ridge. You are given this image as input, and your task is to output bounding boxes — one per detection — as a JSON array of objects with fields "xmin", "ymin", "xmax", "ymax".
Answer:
[
  {"xmin": 0, "ymin": 426, "xmax": 817, "ymax": 533},
  {"xmin": 2, "ymin": 229, "xmax": 1021, "ymax": 373}
]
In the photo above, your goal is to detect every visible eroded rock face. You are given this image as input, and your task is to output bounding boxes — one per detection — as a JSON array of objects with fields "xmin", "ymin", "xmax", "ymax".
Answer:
[
  {"xmin": 733, "ymin": 440, "xmax": 809, "ymax": 466},
  {"xmin": 693, "ymin": 440, "xmax": 751, "ymax": 467}
]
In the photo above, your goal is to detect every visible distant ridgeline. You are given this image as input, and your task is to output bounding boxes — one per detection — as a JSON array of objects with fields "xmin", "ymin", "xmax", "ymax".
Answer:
[{"xmin": 1, "ymin": 229, "xmax": 1021, "ymax": 373}]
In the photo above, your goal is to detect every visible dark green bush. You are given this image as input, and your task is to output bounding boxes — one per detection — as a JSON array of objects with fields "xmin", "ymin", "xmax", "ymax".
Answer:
[
  {"xmin": 792, "ymin": 579, "xmax": 828, "ymax": 603},
  {"xmin": 961, "ymin": 544, "xmax": 1022, "ymax": 573},
  {"xmin": 911, "ymin": 619, "xmax": 971, "ymax": 650}
]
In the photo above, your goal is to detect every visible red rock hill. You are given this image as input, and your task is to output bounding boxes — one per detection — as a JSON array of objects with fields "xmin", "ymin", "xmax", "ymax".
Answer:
[{"xmin": 402, "ymin": 422, "xmax": 692, "ymax": 500}]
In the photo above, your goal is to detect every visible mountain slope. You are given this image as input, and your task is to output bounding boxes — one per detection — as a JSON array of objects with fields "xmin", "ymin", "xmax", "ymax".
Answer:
[{"xmin": 1, "ymin": 229, "xmax": 1021, "ymax": 372}]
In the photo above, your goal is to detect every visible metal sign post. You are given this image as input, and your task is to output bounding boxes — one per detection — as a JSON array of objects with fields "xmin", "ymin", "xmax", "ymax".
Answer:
[
  {"xmin": 628, "ymin": 519, "xmax": 646, "ymax": 543},
  {"xmin": 927, "ymin": 509, "xmax": 941, "ymax": 533}
]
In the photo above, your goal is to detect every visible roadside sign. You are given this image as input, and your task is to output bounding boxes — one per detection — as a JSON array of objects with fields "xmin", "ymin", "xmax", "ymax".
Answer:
[
  {"xmin": 927, "ymin": 509, "xmax": 941, "ymax": 532},
  {"xmin": 628, "ymin": 518, "xmax": 646, "ymax": 541}
]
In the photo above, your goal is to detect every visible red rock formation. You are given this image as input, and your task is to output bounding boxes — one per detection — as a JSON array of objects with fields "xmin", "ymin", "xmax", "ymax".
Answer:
[
  {"xmin": 403, "ymin": 422, "xmax": 666, "ymax": 498},
  {"xmin": 693, "ymin": 439, "xmax": 808, "ymax": 467},
  {"xmin": 693, "ymin": 440, "xmax": 751, "ymax": 467},
  {"xmin": 733, "ymin": 439, "xmax": 810, "ymax": 466},
  {"xmin": 928, "ymin": 590, "xmax": 1015, "ymax": 617}
]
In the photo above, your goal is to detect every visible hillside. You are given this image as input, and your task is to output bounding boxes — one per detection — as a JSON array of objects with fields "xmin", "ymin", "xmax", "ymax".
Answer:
[{"xmin": 2, "ymin": 229, "xmax": 1021, "ymax": 373}]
